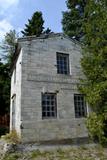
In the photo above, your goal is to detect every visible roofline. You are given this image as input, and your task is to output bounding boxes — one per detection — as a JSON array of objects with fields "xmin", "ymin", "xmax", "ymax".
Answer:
[{"xmin": 17, "ymin": 33, "xmax": 82, "ymax": 46}]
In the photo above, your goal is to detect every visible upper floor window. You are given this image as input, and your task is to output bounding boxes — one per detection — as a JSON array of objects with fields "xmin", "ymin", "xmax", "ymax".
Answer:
[
  {"xmin": 42, "ymin": 93, "xmax": 57, "ymax": 119},
  {"xmin": 74, "ymin": 94, "xmax": 87, "ymax": 118},
  {"xmin": 56, "ymin": 52, "xmax": 69, "ymax": 75}
]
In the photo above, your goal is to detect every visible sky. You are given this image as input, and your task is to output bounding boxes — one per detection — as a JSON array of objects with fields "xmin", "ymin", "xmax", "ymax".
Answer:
[{"xmin": 0, "ymin": 0, "xmax": 67, "ymax": 40}]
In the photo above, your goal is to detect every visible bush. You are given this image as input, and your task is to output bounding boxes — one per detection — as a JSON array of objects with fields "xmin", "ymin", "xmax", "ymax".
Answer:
[{"xmin": 86, "ymin": 112, "xmax": 107, "ymax": 145}]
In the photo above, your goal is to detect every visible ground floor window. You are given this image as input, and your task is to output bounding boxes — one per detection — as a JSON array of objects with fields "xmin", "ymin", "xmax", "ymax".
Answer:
[
  {"xmin": 74, "ymin": 94, "xmax": 87, "ymax": 118},
  {"xmin": 42, "ymin": 93, "xmax": 57, "ymax": 119}
]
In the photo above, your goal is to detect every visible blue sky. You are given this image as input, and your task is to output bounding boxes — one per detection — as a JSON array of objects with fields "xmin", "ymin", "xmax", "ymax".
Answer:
[{"xmin": 0, "ymin": 0, "xmax": 67, "ymax": 40}]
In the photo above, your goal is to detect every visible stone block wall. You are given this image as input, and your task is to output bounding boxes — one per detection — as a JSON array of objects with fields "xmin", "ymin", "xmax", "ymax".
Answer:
[
  {"xmin": 10, "ymin": 34, "xmax": 88, "ymax": 142},
  {"xmin": 10, "ymin": 49, "xmax": 23, "ymax": 135}
]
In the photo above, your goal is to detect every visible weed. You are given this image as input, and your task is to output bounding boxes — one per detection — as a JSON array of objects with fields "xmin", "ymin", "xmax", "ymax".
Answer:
[
  {"xmin": 2, "ymin": 130, "xmax": 20, "ymax": 144},
  {"xmin": 30, "ymin": 149, "xmax": 41, "ymax": 158},
  {"xmin": 3, "ymin": 153, "xmax": 21, "ymax": 160}
]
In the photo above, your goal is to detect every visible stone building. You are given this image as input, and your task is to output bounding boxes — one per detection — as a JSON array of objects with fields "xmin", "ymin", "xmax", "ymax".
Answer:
[{"xmin": 10, "ymin": 33, "xmax": 89, "ymax": 143}]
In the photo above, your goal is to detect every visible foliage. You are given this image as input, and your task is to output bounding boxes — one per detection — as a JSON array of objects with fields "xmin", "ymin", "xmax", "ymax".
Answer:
[
  {"xmin": 80, "ymin": 0, "xmax": 107, "ymax": 144},
  {"xmin": 0, "ymin": 30, "xmax": 17, "ymax": 117},
  {"xmin": 2, "ymin": 153, "xmax": 21, "ymax": 160},
  {"xmin": 2, "ymin": 130, "xmax": 20, "ymax": 144},
  {"xmin": 43, "ymin": 27, "xmax": 52, "ymax": 34},
  {"xmin": 30, "ymin": 150, "xmax": 42, "ymax": 159},
  {"xmin": 1, "ymin": 30, "xmax": 17, "ymax": 66},
  {"xmin": 0, "ymin": 62, "xmax": 10, "ymax": 115},
  {"xmin": 86, "ymin": 112, "xmax": 107, "ymax": 144},
  {"xmin": 21, "ymin": 11, "xmax": 44, "ymax": 36},
  {"xmin": 80, "ymin": 0, "xmax": 107, "ymax": 111},
  {"xmin": 62, "ymin": 0, "xmax": 86, "ymax": 40},
  {"xmin": 2, "ymin": 146, "xmax": 107, "ymax": 160}
]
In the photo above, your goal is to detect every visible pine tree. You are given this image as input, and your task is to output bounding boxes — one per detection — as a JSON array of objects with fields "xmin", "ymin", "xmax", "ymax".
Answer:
[
  {"xmin": 80, "ymin": 0, "xmax": 107, "ymax": 144},
  {"xmin": 62, "ymin": 0, "xmax": 86, "ymax": 40},
  {"xmin": 21, "ymin": 11, "xmax": 44, "ymax": 36},
  {"xmin": 43, "ymin": 28, "xmax": 52, "ymax": 34}
]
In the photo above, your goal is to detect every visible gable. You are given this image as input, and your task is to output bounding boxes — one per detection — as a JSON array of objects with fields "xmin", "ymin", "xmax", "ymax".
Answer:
[
  {"xmin": 18, "ymin": 33, "xmax": 81, "ymax": 50},
  {"xmin": 12, "ymin": 33, "xmax": 81, "ymax": 73}
]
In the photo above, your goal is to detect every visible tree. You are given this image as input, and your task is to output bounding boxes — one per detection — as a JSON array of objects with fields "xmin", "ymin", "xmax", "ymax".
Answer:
[
  {"xmin": 62, "ymin": 0, "xmax": 86, "ymax": 40},
  {"xmin": 43, "ymin": 27, "xmax": 52, "ymax": 34},
  {"xmin": 80, "ymin": 0, "xmax": 107, "ymax": 144},
  {"xmin": 0, "ymin": 30, "xmax": 17, "ymax": 116},
  {"xmin": 1, "ymin": 29, "xmax": 17, "ymax": 66},
  {"xmin": 21, "ymin": 11, "xmax": 44, "ymax": 36},
  {"xmin": 0, "ymin": 61, "xmax": 10, "ymax": 115}
]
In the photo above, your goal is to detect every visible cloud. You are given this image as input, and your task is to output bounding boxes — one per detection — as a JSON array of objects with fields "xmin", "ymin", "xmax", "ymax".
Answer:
[
  {"xmin": 0, "ymin": 0, "xmax": 19, "ymax": 14},
  {"xmin": 0, "ymin": 19, "xmax": 13, "ymax": 40},
  {"xmin": 0, "ymin": 0, "xmax": 19, "ymax": 8}
]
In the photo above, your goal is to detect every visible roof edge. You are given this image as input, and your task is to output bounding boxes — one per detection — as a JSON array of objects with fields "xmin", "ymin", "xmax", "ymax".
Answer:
[{"xmin": 17, "ymin": 33, "xmax": 82, "ymax": 45}]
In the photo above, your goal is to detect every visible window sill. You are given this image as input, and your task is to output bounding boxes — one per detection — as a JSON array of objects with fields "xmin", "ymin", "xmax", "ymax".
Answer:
[{"xmin": 42, "ymin": 117, "xmax": 57, "ymax": 120}]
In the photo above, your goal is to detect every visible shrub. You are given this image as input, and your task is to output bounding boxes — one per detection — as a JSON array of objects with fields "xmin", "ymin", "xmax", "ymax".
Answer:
[
  {"xmin": 2, "ymin": 130, "xmax": 20, "ymax": 144},
  {"xmin": 86, "ymin": 112, "xmax": 107, "ymax": 145}
]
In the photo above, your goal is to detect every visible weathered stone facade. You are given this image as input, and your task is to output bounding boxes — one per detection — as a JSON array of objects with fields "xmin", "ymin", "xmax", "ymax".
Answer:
[{"xmin": 10, "ymin": 33, "xmax": 88, "ymax": 143}]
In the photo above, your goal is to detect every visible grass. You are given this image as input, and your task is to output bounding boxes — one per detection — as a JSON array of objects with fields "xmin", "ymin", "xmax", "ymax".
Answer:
[
  {"xmin": 2, "ymin": 153, "xmax": 22, "ymax": 160},
  {"xmin": 2, "ymin": 145, "xmax": 107, "ymax": 160}
]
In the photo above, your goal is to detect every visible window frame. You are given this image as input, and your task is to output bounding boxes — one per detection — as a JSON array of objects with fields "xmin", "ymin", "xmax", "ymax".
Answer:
[
  {"xmin": 56, "ymin": 52, "xmax": 70, "ymax": 75},
  {"xmin": 41, "ymin": 92, "xmax": 57, "ymax": 119},
  {"xmin": 74, "ymin": 94, "xmax": 87, "ymax": 118}
]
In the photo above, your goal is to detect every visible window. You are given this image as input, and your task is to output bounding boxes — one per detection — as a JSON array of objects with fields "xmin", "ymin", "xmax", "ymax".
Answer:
[
  {"xmin": 56, "ymin": 52, "xmax": 69, "ymax": 75},
  {"xmin": 74, "ymin": 94, "xmax": 87, "ymax": 118},
  {"xmin": 42, "ymin": 93, "xmax": 57, "ymax": 119}
]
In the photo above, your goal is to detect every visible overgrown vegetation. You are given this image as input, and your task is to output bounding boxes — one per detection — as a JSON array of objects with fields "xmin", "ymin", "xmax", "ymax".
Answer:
[
  {"xmin": 2, "ymin": 146, "xmax": 107, "ymax": 160},
  {"xmin": 79, "ymin": 0, "xmax": 107, "ymax": 144},
  {"xmin": 86, "ymin": 112, "xmax": 107, "ymax": 145},
  {"xmin": 62, "ymin": 0, "xmax": 107, "ymax": 145},
  {"xmin": 2, "ymin": 130, "xmax": 20, "ymax": 144}
]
